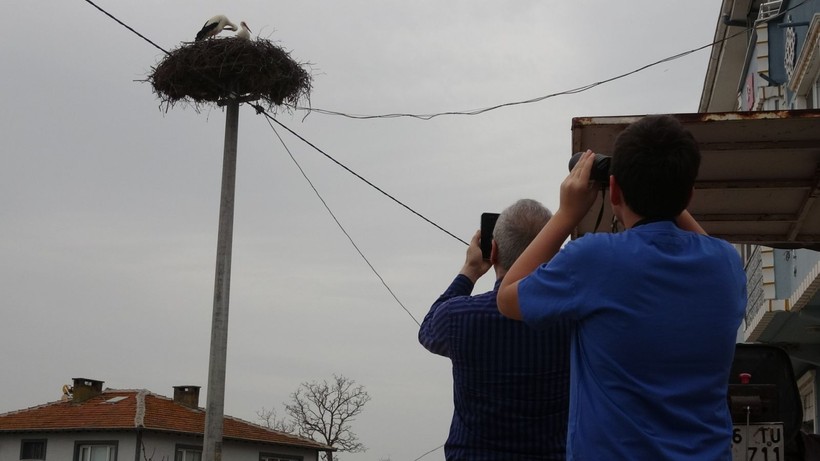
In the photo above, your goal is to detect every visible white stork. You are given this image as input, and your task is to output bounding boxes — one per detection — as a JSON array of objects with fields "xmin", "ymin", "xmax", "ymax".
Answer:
[
  {"xmin": 236, "ymin": 21, "xmax": 252, "ymax": 40},
  {"xmin": 195, "ymin": 15, "xmax": 238, "ymax": 41}
]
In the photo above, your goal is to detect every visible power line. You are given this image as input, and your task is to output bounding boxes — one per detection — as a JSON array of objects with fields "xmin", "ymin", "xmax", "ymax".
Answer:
[
  {"xmin": 83, "ymin": 0, "xmax": 170, "ymax": 55},
  {"xmin": 292, "ymin": 33, "xmax": 745, "ymax": 121},
  {"xmin": 253, "ymin": 105, "xmax": 469, "ymax": 247},
  {"xmin": 412, "ymin": 443, "xmax": 445, "ymax": 461},
  {"xmin": 263, "ymin": 115, "xmax": 422, "ymax": 327}
]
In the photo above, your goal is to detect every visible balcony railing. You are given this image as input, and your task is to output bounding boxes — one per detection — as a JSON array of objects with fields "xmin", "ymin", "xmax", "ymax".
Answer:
[
  {"xmin": 745, "ymin": 245, "xmax": 765, "ymax": 329},
  {"xmin": 758, "ymin": 0, "xmax": 783, "ymax": 21}
]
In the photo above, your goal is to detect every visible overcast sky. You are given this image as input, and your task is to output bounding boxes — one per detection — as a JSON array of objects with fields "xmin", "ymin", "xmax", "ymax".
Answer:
[{"xmin": 2, "ymin": 2, "xmax": 721, "ymax": 460}]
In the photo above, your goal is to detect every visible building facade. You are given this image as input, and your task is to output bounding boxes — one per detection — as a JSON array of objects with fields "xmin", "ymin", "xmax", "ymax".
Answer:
[
  {"xmin": 700, "ymin": 0, "xmax": 820, "ymax": 433},
  {"xmin": 0, "ymin": 378, "xmax": 332, "ymax": 461}
]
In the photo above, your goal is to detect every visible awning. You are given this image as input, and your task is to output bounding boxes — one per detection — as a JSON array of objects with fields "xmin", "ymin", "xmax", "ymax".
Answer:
[{"xmin": 570, "ymin": 110, "xmax": 820, "ymax": 250}]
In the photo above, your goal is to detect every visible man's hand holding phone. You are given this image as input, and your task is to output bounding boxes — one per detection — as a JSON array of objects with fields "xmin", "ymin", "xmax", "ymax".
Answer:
[{"xmin": 460, "ymin": 230, "xmax": 492, "ymax": 284}]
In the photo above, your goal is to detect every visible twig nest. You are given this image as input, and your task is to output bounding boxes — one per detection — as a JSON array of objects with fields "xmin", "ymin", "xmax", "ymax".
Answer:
[{"xmin": 150, "ymin": 37, "xmax": 311, "ymax": 111}]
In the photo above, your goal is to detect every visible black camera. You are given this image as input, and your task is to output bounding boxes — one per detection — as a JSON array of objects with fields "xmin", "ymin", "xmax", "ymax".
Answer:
[{"xmin": 568, "ymin": 151, "xmax": 611, "ymax": 184}]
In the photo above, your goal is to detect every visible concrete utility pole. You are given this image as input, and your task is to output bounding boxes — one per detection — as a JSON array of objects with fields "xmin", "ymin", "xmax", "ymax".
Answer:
[
  {"xmin": 203, "ymin": 98, "xmax": 240, "ymax": 461},
  {"xmin": 148, "ymin": 35, "xmax": 309, "ymax": 461}
]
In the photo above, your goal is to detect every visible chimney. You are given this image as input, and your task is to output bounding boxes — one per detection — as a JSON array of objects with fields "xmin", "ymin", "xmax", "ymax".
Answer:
[
  {"xmin": 173, "ymin": 385, "xmax": 201, "ymax": 409},
  {"xmin": 72, "ymin": 378, "xmax": 104, "ymax": 403}
]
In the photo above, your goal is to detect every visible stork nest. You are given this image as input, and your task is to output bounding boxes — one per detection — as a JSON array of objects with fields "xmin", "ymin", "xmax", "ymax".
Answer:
[{"xmin": 149, "ymin": 37, "xmax": 311, "ymax": 112}]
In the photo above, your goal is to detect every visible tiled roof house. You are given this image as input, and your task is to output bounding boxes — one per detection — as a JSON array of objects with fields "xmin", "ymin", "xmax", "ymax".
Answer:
[{"xmin": 0, "ymin": 378, "xmax": 332, "ymax": 461}]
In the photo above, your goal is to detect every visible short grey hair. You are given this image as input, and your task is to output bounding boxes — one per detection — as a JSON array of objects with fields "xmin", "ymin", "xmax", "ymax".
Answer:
[{"xmin": 493, "ymin": 199, "xmax": 552, "ymax": 271}]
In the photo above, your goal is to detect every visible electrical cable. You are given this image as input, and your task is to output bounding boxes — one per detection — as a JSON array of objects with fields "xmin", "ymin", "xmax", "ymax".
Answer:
[
  {"xmin": 83, "ymin": 0, "xmax": 170, "ymax": 55},
  {"xmin": 412, "ymin": 443, "xmax": 445, "ymax": 461},
  {"xmin": 253, "ymin": 104, "xmax": 469, "ymax": 247},
  {"xmin": 293, "ymin": 32, "xmax": 745, "ymax": 121},
  {"xmin": 263, "ymin": 115, "xmax": 422, "ymax": 327}
]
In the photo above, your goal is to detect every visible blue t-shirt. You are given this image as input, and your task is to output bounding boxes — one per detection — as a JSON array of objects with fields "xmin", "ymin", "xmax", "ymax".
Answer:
[
  {"xmin": 518, "ymin": 221, "xmax": 746, "ymax": 461},
  {"xmin": 420, "ymin": 274, "xmax": 571, "ymax": 460}
]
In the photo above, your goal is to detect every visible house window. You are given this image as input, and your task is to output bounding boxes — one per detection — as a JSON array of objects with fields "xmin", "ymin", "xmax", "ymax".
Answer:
[
  {"xmin": 260, "ymin": 454, "xmax": 303, "ymax": 461},
  {"xmin": 20, "ymin": 439, "xmax": 47, "ymax": 460},
  {"xmin": 175, "ymin": 444, "xmax": 202, "ymax": 461},
  {"xmin": 75, "ymin": 441, "xmax": 117, "ymax": 461}
]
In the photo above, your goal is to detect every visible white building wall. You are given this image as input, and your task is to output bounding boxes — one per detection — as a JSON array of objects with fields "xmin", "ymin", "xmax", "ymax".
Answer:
[
  {"xmin": 139, "ymin": 432, "xmax": 320, "ymax": 461},
  {"xmin": 223, "ymin": 441, "xmax": 319, "ymax": 461},
  {"xmin": 0, "ymin": 431, "xmax": 320, "ymax": 461},
  {"xmin": 140, "ymin": 431, "xmax": 198, "ymax": 461},
  {"xmin": 0, "ymin": 431, "xmax": 137, "ymax": 461}
]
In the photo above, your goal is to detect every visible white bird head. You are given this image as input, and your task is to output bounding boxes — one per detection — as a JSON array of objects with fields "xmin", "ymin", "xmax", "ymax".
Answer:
[
  {"xmin": 195, "ymin": 15, "xmax": 238, "ymax": 41},
  {"xmin": 236, "ymin": 21, "xmax": 252, "ymax": 40}
]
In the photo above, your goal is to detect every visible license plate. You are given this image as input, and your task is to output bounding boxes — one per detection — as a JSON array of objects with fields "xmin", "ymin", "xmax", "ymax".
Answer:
[{"xmin": 732, "ymin": 423, "xmax": 784, "ymax": 461}]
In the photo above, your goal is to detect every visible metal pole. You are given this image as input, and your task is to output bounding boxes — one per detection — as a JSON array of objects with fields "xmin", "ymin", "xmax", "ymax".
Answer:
[{"xmin": 203, "ymin": 99, "xmax": 239, "ymax": 461}]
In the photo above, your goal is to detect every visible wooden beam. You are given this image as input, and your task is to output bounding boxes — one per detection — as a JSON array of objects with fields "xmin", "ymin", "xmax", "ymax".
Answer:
[{"xmin": 787, "ymin": 165, "xmax": 820, "ymax": 240}]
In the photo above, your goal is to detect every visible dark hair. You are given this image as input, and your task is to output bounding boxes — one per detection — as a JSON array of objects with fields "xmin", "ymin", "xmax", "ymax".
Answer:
[{"xmin": 610, "ymin": 115, "xmax": 700, "ymax": 218}]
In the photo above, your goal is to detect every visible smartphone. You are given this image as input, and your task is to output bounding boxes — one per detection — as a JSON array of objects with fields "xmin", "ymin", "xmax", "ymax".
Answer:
[{"xmin": 480, "ymin": 213, "xmax": 500, "ymax": 260}]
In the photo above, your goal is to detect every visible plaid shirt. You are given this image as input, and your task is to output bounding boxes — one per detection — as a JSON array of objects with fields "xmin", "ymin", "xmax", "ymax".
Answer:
[{"xmin": 420, "ymin": 274, "xmax": 571, "ymax": 461}]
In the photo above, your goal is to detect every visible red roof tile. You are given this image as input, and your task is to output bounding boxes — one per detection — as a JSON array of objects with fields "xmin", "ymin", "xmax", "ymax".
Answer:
[{"xmin": 0, "ymin": 389, "xmax": 329, "ymax": 451}]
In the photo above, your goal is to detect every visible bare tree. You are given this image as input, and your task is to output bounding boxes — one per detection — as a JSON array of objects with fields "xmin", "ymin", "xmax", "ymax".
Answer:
[
  {"xmin": 285, "ymin": 374, "xmax": 371, "ymax": 461},
  {"xmin": 256, "ymin": 406, "xmax": 295, "ymax": 433}
]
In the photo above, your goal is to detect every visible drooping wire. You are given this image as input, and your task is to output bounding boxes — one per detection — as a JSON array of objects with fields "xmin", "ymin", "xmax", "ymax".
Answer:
[
  {"xmin": 253, "ymin": 104, "xmax": 469, "ymax": 247},
  {"xmin": 293, "ymin": 33, "xmax": 742, "ymax": 121},
  {"xmin": 262, "ymin": 114, "xmax": 422, "ymax": 327},
  {"xmin": 412, "ymin": 443, "xmax": 445, "ymax": 461},
  {"xmin": 83, "ymin": 0, "xmax": 170, "ymax": 55}
]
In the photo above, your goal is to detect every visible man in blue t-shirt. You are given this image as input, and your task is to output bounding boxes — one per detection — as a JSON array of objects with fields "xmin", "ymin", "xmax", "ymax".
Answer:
[
  {"xmin": 497, "ymin": 115, "xmax": 746, "ymax": 460},
  {"xmin": 420, "ymin": 199, "xmax": 571, "ymax": 460}
]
